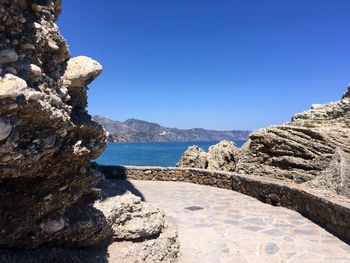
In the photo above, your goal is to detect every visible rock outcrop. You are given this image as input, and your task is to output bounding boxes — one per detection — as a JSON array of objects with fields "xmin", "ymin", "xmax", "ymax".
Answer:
[
  {"xmin": 207, "ymin": 140, "xmax": 239, "ymax": 171},
  {"xmin": 94, "ymin": 192, "xmax": 166, "ymax": 241},
  {"xmin": 236, "ymin": 87, "xmax": 350, "ymax": 184},
  {"xmin": 0, "ymin": 0, "xmax": 109, "ymax": 248},
  {"xmin": 178, "ymin": 87, "xmax": 350, "ymax": 195},
  {"xmin": 177, "ymin": 141, "xmax": 239, "ymax": 172},
  {"xmin": 0, "ymin": 3, "xmax": 180, "ymax": 261},
  {"xmin": 176, "ymin": 145, "xmax": 208, "ymax": 169}
]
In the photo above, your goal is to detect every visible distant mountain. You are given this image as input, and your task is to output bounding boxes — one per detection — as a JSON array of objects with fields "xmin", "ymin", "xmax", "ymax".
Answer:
[{"xmin": 93, "ymin": 115, "xmax": 251, "ymax": 142}]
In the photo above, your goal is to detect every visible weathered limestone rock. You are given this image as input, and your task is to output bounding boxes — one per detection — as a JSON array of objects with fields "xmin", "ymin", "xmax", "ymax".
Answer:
[
  {"xmin": 93, "ymin": 177, "xmax": 180, "ymax": 262},
  {"xmin": 94, "ymin": 192, "xmax": 165, "ymax": 240},
  {"xmin": 177, "ymin": 87, "xmax": 350, "ymax": 196},
  {"xmin": 207, "ymin": 140, "xmax": 239, "ymax": 171},
  {"xmin": 28, "ymin": 63, "xmax": 42, "ymax": 76},
  {"xmin": 305, "ymin": 148, "xmax": 350, "ymax": 197},
  {"xmin": 176, "ymin": 145, "xmax": 208, "ymax": 169},
  {"xmin": 177, "ymin": 141, "xmax": 239, "ymax": 171},
  {"xmin": 63, "ymin": 56, "xmax": 102, "ymax": 87},
  {"xmin": 236, "ymin": 87, "xmax": 350, "ymax": 183},
  {"xmin": 0, "ymin": 0, "xmax": 109, "ymax": 248},
  {"xmin": 111, "ymin": 220, "xmax": 179, "ymax": 263},
  {"xmin": 0, "ymin": 74, "xmax": 27, "ymax": 99}
]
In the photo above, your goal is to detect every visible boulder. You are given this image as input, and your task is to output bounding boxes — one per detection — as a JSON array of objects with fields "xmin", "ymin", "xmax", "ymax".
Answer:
[
  {"xmin": 94, "ymin": 192, "xmax": 165, "ymax": 240},
  {"xmin": 0, "ymin": 74, "xmax": 27, "ymax": 99},
  {"xmin": 63, "ymin": 56, "xmax": 102, "ymax": 87},
  {"xmin": 176, "ymin": 145, "xmax": 208, "ymax": 169},
  {"xmin": 93, "ymin": 177, "xmax": 180, "ymax": 262},
  {"xmin": 207, "ymin": 140, "xmax": 239, "ymax": 171}
]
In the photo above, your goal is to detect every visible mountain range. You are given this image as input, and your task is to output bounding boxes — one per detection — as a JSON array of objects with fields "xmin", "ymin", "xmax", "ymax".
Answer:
[{"xmin": 93, "ymin": 115, "xmax": 251, "ymax": 142}]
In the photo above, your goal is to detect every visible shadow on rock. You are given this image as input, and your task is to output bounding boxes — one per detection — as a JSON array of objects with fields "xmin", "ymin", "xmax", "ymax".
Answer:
[
  {"xmin": 95, "ymin": 164, "xmax": 146, "ymax": 201},
  {"xmin": 0, "ymin": 246, "xmax": 109, "ymax": 263}
]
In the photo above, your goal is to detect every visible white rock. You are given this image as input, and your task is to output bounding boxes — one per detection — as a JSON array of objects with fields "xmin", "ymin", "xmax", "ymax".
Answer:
[
  {"xmin": 24, "ymin": 90, "xmax": 43, "ymax": 101},
  {"xmin": 58, "ymin": 87, "xmax": 68, "ymax": 97},
  {"xmin": 0, "ymin": 49, "xmax": 18, "ymax": 64},
  {"xmin": 207, "ymin": 140, "xmax": 239, "ymax": 171},
  {"xmin": 0, "ymin": 117, "xmax": 12, "ymax": 141},
  {"xmin": 48, "ymin": 41, "xmax": 59, "ymax": 51},
  {"xmin": 0, "ymin": 74, "xmax": 27, "ymax": 99},
  {"xmin": 28, "ymin": 64, "xmax": 42, "ymax": 76},
  {"xmin": 50, "ymin": 94, "xmax": 62, "ymax": 106},
  {"xmin": 33, "ymin": 22, "xmax": 42, "ymax": 29},
  {"xmin": 62, "ymin": 56, "xmax": 102, "ymax": 87}
]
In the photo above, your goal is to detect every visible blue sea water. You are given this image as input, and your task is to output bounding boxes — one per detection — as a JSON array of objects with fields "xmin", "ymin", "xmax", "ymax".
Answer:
[{"xmin": 95, "ymin": 140, "xmax": 246, "ymax": 167}]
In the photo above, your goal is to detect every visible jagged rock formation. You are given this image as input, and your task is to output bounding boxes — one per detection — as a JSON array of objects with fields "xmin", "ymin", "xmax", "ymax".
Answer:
[
  {"xmin": 178, "ymin": 88, "xmax": 350, "ymax": 196},
  {"xmin": 207, "ymin": 140, "xmax": 239, "ymax": 171},
  {"xmin": 176, "ymin": 145, "xmax": 208, "ymax": 169},
  {"xmin": 94, "ymin": 192, "xmax": 166, "ymax": 241},
  {"xmin": 0, "ymin": 0, "xmax": 110, "ymax": 248},
  {"xmin": 176, "ymin": 141, "xmax": 239, "ymax": 172},
  {"xmin": 236, "ymin": 88, "xmax": 350, "ymax": 184}
]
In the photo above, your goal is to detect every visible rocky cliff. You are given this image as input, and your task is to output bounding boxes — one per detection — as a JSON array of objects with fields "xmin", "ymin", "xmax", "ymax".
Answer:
[
  {"xmin": 0, "ymin": 1, "xmax": 179, "ymax": 260},
  {"xmin": 178, "ymin": 88, "xmax": 350, "ymax": 196},
  {"xmin": 0, "ymin": 0, "xmax": 111, "ymax": 248},
  {"xmin": 176, "ymin": 141, "xmax": 239, "ymax": 172}
]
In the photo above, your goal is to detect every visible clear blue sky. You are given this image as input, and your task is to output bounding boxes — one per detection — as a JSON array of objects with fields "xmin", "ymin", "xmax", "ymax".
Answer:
[{"xmin": 58, "ymin": 0, "xmax": 350, "ymax": 131}]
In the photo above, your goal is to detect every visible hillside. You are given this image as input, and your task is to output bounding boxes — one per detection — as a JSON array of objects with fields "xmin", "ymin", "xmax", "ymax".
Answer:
[{"xmin": 93, "ymin": 115, "xmax": 251, "ymax": 142}]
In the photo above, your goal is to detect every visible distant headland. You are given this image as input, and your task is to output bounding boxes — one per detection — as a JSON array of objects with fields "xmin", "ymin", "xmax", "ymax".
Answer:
[{"xmin": 93, "ymin": 115, "xmax": 251, "ymax": 142}]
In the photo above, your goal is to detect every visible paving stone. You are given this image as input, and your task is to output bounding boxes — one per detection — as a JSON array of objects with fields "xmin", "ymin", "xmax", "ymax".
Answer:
[
  {"xmin": 265, "ymin": 242, "xmax": 280, "ymax": 255},
  {"xmin": 115, "ymin": 180, "xmax": 350, "ymax": 262}
]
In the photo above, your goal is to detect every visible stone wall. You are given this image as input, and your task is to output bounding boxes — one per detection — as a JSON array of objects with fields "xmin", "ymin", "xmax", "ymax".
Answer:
[{"xmin": 97, "ymin": 165, "xmax": 350, "ymax": 244}]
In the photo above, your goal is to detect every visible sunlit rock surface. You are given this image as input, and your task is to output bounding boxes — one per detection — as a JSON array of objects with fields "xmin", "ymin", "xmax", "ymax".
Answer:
[
  {"xmin": 237, "ymin": 87, "xmax": 350, "ymax": 184},
  {"xmin": 178, "ymin": 87, "xmax": 350, "ymax": 196},
  {"xmin": 176, "ymin": 145, "xmax": 208, "ymax": 169}
]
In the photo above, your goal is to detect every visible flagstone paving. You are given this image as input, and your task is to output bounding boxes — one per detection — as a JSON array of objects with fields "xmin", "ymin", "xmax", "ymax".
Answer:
[{"xmin": 116, "ymin": 180, "xmax": 350, "ymax": 263}]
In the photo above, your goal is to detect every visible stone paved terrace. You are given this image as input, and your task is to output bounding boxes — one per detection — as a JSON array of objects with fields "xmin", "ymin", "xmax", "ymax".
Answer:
[{"xmin": 115, "ymin": 180, "xmax": 350, "ymax": 263}]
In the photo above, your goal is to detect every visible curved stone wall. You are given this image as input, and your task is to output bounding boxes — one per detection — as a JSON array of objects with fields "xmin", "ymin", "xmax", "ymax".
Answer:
[{"xmin": 97, "ymin": 165, "xmax": 350, "ymax": 245}]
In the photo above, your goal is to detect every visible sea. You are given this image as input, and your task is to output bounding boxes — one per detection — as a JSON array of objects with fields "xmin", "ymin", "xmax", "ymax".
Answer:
[{"xmin": 95, "ymin": 140, "xmax": 246, "ymax": 167}]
